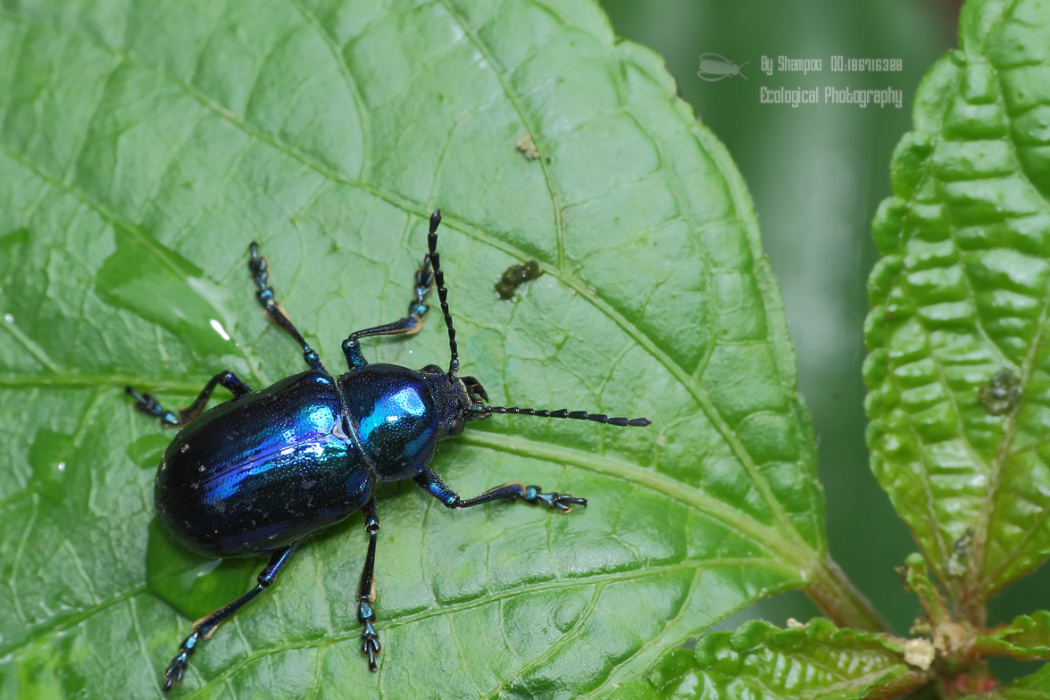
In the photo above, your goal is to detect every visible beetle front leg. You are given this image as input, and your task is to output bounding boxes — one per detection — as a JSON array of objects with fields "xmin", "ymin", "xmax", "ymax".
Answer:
[
  {"xmin": 413, "ymin": 469, "xmax": 587, "ymax": 513},
  {"xmin": 162, "ymin": 544, "xmax": 297, "ymax": 692},
  {"xmin": 341, "ymin": 248, "xmax": 434, "ymax": 369},
  {"xmin": 355, "ymin": 497, "xmax": 382, "ymax": 670},
  {"xmin": 126, "ymin": 370, "xmax": 252, "ymax": 428}
]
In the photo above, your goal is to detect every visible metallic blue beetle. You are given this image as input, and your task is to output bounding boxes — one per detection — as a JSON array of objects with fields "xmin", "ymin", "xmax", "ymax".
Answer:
[{"xmin": 127, "ymin": 211, "xmax": 650, "ymax": 692}]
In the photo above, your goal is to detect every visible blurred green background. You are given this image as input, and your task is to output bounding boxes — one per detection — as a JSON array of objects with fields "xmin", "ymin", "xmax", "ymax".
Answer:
[{"xmin": 596, "ymin": 0, "xmax": 1049, "ymax": 647}]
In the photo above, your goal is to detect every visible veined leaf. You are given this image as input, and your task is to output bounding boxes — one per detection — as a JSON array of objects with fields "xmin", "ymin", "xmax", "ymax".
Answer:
[
  {"xmin": 0, "ymin": 0, "xmax": 841, "ymax": 696},
  {"xmin": 863, "ymin": 0, "xmax": 1050, "ymax": 612},
  {"xmin": 615, "ymin": 619, "xmax": 930, "ymax": 699},
  {"xmin": 976, "ymin": 611, "xmax": 1050, "ymax": 660}
]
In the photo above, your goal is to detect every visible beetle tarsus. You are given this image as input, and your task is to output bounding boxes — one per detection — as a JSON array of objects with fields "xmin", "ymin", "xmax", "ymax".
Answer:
[
  {"xmin": 126, "ymin": 386, "xmax": 181, "ymax": 426},
  {"xmin": 520, "ymin": 484, "xmax": 588, "ymax": 513},
  {"xmin": 358, "ymin": 601, "xmax": 381, "ymax": 671},
  {"xmin": 412, "ymin": 255, "xmax": 435, "ymax": 315},
  {"xmin": 161, "ymin": 631, "xmax": 199, "ymax": 692},
  {"xmin": 127, "ymin": 372, "xmax": 252, "ymax": 429}
]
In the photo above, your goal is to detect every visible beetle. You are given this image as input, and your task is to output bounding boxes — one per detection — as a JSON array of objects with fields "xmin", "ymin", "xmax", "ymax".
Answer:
[{"xmin": 127, "ymin": 210, "xmax": 651, "ymax": 692}]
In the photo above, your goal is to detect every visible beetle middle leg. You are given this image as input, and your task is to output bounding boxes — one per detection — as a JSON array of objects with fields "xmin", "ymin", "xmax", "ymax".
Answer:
[
  {"xmin": 126, "ymin": 370, "xmax": 252, "ymax": 427},
  {"xmin": 161, "ymin": 543, "xmax": 298, "ymax": 693},
  {"xmin": 356, "ymin": 497, "xmax": 382, "ymax": 670},
  {"xmin": 414, "ymin": 469, "xmax": 587, "ymax": 513},
  {"xmin": 248, "ymin": 242, "xmax": 328, "ymax": 374}
]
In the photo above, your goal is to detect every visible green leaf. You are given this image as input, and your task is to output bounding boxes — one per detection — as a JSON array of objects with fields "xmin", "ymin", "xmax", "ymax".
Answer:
[
  {"xmin": 960, "ymin": 663, "xmax": 1050, "ymax": 699},
  {"xmin": 863, "ymin": 0, "xmax": 1050, "ymax": 610},
  {"xmin": 976, "ymin": 611, "xmax": 1050, "ymax": 660},
  {"xmin": 0, "ymin": 0, "xmax": 838, "ymax": 696},
  {"xmin": 900, "ymin": 553, "xmax": 952, "ymax": 631},
  {"xmin": 615, "ymin": 619, "xmax": 930, "ymax": 699}
]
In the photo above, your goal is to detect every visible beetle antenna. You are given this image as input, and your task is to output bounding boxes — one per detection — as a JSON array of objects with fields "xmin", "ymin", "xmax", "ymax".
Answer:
[
  {"xmin": 427, "ymin": 210, "xmax": 459, "ymax": 375},
  {"xmin": 485, "ymin": 405, "xmax": 651, "ymax": 428}
]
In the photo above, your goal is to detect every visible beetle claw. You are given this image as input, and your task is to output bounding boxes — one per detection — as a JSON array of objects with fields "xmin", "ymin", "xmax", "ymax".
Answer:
[
  {"xmin": 162, "ymin": 651, "xmax": 188, "ymax": 692},
  {"xmin": 415, "ymin": 265, "xmax": 435, "ymax": 290},
  {"xmin": 358, "ymin": 601, "xmax": 381, "ymax": 671},
  {"xmin": 362, "ymin": 634, "xmax": 381, "ymax": 671},
  {"xmin": 126, "ymin": 386, "xmax": 158, "ymax": 413}
]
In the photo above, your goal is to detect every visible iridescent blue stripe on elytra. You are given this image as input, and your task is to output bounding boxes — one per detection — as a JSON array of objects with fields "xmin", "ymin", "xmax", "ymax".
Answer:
[{"xmin": 155, "ymin": 371, "xmax": 372, "ymax": 556}]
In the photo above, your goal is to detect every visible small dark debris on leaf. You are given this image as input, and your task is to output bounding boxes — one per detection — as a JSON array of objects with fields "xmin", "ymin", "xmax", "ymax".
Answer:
[
  {"xmin": 946, "ymin": 528, "xmax": 972, "ymax": 578},
  {"xmin": 495, "ymin": 260, "xmax": 543, "ymax": 299},
  {"xmin": 515, "ymin": 131, "xmax": 540, "ymax": 161},
  {"xmin": 978, "ymin": 369, "xmax": 1022, "ymax": 415}
]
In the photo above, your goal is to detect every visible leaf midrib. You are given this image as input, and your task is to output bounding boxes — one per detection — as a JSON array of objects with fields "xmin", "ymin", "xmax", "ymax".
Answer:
[
  {"xmin": 975, "ymin": 52, "xmax": 1050, "ymax": 592},
  {"xmin": 461, "ymin": 430, "xmax": 811, "ymax": 563}
]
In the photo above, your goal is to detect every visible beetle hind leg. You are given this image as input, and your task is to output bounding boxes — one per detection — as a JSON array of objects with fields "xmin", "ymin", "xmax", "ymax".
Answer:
[
  {"xmin": 126, "ymin": 370, "xmax": 252, "ymax": 428},
  {"xmin": 161, "ymin": 544, "xmax": 297, "ymax": 692}
]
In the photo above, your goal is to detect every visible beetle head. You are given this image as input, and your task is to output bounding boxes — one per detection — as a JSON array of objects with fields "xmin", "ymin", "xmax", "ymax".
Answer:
[{"xmin": 419, "ymin": 364, "xmax": 489, "ymax": 438}]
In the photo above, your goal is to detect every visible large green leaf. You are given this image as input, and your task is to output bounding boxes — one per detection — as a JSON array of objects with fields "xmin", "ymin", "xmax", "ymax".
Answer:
[
  {"xmin": 0, "ymin": 0, "xmax": 839, "ymax": 696},
  {"xmin": 864, "ymin": 0, "xmax": 1050, "ymax": 614}
]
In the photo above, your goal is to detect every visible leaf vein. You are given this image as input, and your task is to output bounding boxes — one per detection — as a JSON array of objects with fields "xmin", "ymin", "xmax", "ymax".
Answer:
[
  {"xmin": 434, "ymin": 0, "xmax": 566, "ymax": 269},
  {"xmin": 284, "ymin": 0, "xmax": 372, "ymax": 181}
]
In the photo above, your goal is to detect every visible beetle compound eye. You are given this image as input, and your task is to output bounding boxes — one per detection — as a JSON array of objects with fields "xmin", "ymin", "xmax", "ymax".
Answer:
[
  {"xmin": 422, "ymin": 364, "xmax": 442, "ymax": 374},
  {"xmin": 448, "ymin": 418, "xmax": 465, "ymax": 436}
]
